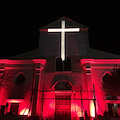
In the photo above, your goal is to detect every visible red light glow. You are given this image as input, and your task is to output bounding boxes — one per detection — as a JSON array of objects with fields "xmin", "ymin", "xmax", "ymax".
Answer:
[
  {"xmin": 33, "ymin": 59, "xmax": 46, "ymax": 65},
  {"xmin": 81, "ymin": 59, "xmax": 120, "ymax": 64},
  {"xmin": 20, "ymin": 108, "xmax": 30, "ymax": 116},
  {"xmin": 39, "ymin": 29, "xmax": 48, "ymax": 32},
  {"xmin": 71, "ymin": 103, "xmax": 83, "ymax": 118},
  {"xmin": 76, "ymin": 105, "xmax": 82, "ymax": 117},
  {"xmin": 90, "ymin": 101, "xmax": 95, "ymax": 118},
  {"xmin": 42, "ymin": 99, "xmax": 55, "ymax": 118},
  {"xmin": 7, "ymin": 99, "xmax": 23, "ymax": 103}
]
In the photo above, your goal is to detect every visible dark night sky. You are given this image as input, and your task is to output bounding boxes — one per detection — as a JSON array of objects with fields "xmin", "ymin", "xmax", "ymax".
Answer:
[{"xmin": 1, "ymin": 1, "xmax": 120, "ymax": 58}]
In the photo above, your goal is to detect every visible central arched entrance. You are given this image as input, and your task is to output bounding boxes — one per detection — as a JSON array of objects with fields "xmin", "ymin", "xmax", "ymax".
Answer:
[{"xmin": 53, "ymin": 80, "xmax": 73, "ymax": 120}]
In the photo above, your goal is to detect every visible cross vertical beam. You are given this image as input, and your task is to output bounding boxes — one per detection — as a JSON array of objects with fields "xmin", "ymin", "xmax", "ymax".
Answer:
[
  {"xmin": 48, "ymin": 20, "xmax": 80, "ymax": 61},
  {"xmin": 61, "ymin": 20, "xmax": 65, "ymax": 61}
]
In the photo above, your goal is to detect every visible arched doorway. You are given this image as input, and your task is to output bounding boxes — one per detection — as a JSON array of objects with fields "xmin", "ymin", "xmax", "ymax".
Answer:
[
  {"xmin": 52, "ymin": 80, "xmax": 74, "ymax": 91},
  {"xmin": 53, "ymin": 80, "xmax": 73, "ymax": 120}
]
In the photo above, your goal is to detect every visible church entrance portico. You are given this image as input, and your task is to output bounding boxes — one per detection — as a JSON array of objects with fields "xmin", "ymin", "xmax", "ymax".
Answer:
[{"xmin": 53, "ymin": 80, "xmax": 74, "ymax": 120}]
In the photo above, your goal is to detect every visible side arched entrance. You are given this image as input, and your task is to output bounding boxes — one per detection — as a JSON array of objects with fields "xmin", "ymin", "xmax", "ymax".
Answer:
[{"xmin": 52, "ymin": 80, "xmax": 74, "ymax": 120}]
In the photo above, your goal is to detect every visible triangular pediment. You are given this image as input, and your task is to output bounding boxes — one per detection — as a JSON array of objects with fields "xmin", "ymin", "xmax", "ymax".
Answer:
[
  {"xmin": 9, "ymin": 17, "xmax": 120, "ymax": 60},
  {"xmin": 41, "ymin": 17, "xmax": 88, "ymax": 29}
]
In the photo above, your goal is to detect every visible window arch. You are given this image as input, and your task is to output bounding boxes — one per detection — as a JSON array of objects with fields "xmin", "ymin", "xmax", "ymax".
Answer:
[
  {"xmin": 52, "ymin": 80, "xmax": 74, "ymax": 91},
  {"xmin": 102, "ymin": 71, "xmax": 112, "ymax": 83},
  {"xmin": 14, "ymin": 72, "xmax": 26, "ymax": 86}
]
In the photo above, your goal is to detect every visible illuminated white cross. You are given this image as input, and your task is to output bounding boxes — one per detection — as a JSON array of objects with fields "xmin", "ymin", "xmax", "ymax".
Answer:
[{"xmin": 48, "ymin": 20, "xmax": 80, "ymax": 61}]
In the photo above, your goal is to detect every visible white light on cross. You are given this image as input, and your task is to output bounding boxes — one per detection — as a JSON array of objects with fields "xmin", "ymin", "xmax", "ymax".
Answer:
[{"xmin": 48, "ymin": 20, "xmax": 80, "ymax": 61}]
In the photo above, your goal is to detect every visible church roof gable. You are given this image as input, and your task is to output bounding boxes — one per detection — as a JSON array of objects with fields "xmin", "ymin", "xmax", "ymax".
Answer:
[
  {"xmin": 41, "ymin": 17, "xmax": 88, "ymax": 29},
  {"xmin": 9, "ymin": 48, "xmax": 120, "ymax": 60},
  {"xmin": 9, "ymin": 17, "xmax": 120, "ymax": 59}
]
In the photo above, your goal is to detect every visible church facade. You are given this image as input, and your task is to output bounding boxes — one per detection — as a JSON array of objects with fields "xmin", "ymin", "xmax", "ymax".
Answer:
[{"xmin": 0, "ymin": 17, "xmax": 120, "ymax": 120}]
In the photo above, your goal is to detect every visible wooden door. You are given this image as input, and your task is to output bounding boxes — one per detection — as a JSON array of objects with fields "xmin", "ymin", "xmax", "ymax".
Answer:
[
  {"xmin": 55, "ymin": 95, "xmax": 71, "ymax": 120},
  {"xmin": 10, "ymin": 103, "xmax": 19, "ymax": 115}
]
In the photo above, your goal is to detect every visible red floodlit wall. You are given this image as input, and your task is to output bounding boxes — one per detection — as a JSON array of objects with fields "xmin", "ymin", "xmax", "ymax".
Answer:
[
  {"xmin": 0, "ymin": 59, "xmax": 46, "ymax": 116},
  {"xmin": 81, "ymin": 58, "xmax": 120, "ymax": 116},
  {"xmin": 42, "ymin": 92, "xmax": 55, "ymax": 119},
  {"xmin": 37, "ymin": 66, "xmax": 91, "ymax": 120},
  {"xmin": 71, "ymin": 92, "xmax": 84, "ymax": 119},
  {"xmin": 1, "ymin": 58, "xmax": 119, "ymax": 118},
  {"xmin": 41, "ymin": 91, "xmax": 86, "ymax": 120},
  {"xmin": 40, "ymin": 58, "xmax": 120, "ymax": 119}
]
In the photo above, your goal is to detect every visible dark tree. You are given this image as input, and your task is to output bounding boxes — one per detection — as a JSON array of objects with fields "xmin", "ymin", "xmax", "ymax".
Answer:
[
  {"xmin": 0, "ymin": 67, "xmax": 15, "ymax": 88},
  {"xmin": 102, "ymin": 66, "xmax": 120, "ymax": 97}
]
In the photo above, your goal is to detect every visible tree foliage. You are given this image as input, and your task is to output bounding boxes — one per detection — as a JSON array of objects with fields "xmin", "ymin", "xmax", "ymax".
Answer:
[
  {"xmin": 102, "ymin": 67, "xmax": 120, "ymax": 97},
  {"xmin": 0, "ymin": 69, "xmax": 15, "ymax": 88}
]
